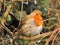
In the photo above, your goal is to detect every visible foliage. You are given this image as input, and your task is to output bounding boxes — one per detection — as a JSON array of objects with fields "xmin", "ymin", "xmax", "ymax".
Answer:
[{"xmin": 0, "ymin": 0, "xmax": 60, "ymax": 45}]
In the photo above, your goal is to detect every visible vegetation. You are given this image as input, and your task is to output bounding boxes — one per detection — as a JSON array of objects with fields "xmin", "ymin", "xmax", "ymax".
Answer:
[{"xmin": 0, "ymin": 0, "xmax": 60, "ymax": 45}]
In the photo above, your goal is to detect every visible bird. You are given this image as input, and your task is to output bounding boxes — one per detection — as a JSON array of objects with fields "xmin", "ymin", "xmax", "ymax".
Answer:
[{"xmin": 21, "ymin": 10, "xmax": 44, "ymax": 36}]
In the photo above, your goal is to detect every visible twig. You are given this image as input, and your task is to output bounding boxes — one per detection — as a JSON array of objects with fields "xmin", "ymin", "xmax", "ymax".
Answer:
[
  {"xmin": 14, "ymin": 0, "xmax": 31, "ymax": 2},
  {"xmin": 44, "ymin": 17, "xmax": 56, "ymax": 22},
  {"xmin": 51, "ymin": 31, "xmax": 60, "ymax": 45},
  {"xmin": 47, "ymin": 7, "xmax": 60, "ymax": 12},
  {"xmin": 13, "ymin": 31, "xmax": 52, "ymax": 41},
  {"xmin": 10, "ymin": 11, "xmax": 20, "ymax": 21},
  {"xmin": 45, "ymin": 27, "xmax": 60, "ymax": 45},
  {"xmin": 1, "ymin": 4, "xmax": 13, "ymax": 35}
]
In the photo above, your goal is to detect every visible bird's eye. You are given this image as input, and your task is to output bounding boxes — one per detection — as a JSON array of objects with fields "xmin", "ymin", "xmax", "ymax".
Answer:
[{"xmin": 36, "ymin": 14, "xmax": 38, "ymax": 16}]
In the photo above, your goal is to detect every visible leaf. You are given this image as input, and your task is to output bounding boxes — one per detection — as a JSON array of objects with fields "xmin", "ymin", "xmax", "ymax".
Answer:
[
  {"xmin": 0, "ymin": 16, "xmax": 2, "ymax": 21},
  {"xmin": 45, "ymin": 0, "xmax": 48, "ymax": 3},
  {"xmin": 5, "ymin": 2, "xmax": 10, "ymax": 7},
  {"xmin": 6, "ymin": 15, "xmax": 12, "ymax": 22}
]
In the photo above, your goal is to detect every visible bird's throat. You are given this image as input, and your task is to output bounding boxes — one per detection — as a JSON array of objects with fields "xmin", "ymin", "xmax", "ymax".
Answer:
[{"xmin": 33, "ymin": 15, "xmax": 42, "ymax": 26}]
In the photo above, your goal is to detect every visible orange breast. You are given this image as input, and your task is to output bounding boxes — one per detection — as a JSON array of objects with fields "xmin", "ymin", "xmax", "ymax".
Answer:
[{"xmin": 33, "ymin": 14, "xmax": 44, "ymax": 27}]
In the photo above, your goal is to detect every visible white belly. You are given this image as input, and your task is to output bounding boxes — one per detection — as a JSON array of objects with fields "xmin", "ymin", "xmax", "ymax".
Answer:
[
  {"xmin": 29, "ymin": 25, "xmax": 43, "ymax": 36},
  {"xmin": 21, "ymin": 19, "xmax": 43, "ymax": 36}
]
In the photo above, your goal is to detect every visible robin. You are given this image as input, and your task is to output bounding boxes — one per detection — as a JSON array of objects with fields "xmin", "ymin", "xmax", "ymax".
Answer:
[{"xmin": 21, "ymin": 10, "xmax": 44, "ymax": 36}]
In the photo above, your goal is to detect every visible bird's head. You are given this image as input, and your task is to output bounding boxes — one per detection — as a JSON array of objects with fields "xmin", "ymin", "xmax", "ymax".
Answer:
[{"xmin": 30, "ymin": 10, "xmax": 44, "ymax": 27}]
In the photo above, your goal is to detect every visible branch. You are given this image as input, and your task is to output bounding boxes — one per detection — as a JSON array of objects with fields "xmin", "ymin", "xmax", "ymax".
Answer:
[
  {"xmin": 45, "ymin": 27, "xmax": 60, "ymax": 45},
  {"xmin": 1, "ymin": 4, "xmax": 13, "ymax": 35},
  {"xmin": 13, "ymin": 31, "xmax": 52, "ymax": 41},
  {"xmin": 14, "ymin": 0, "xmax": 32, "ymax": 2}
]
